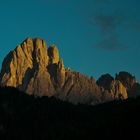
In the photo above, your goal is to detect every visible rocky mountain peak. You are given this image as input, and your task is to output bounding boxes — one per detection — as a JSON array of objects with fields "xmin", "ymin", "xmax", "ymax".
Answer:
[
  {"xmin": 115, "ymin": 71, "xmax": 137, "ymax": 90},
  {"xmin": 48, "ymin": 44, "xmax": 59, "ymax": 64},
  {"xmin": 0, "ymin": 38, "xmax": 139, "ymax": 105}
]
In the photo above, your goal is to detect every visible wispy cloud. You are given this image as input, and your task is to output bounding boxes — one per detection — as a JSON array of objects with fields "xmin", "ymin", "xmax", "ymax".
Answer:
[
  {"xmin": 93, "ymin": 14, "xmax": 123, "ymax": 33},
  {"xmin": 90, "ymin": 13, "xmax": 125, "ymax": 51},
  {"xmin": 97, "ymin": 34, "xmax": 127, "ymax": 51},
  {"xmin": 90, "ymin": 8, "xmax": 140, "ymax": 51}
]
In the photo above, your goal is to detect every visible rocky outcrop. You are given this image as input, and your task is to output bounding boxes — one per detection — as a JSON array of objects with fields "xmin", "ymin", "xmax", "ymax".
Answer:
[
  {"xmin": 115, "ymin": 71, "xmax": 139, "ymax": 98},
  {"xmin": 0, "ymin": 38, "xmax": 34, "ymax": 87},
  {"xmin": 0, "ymin": 38, "xmax": 103, "ymax": 104},
  {"xmin": 48, "ymin": 45, "xmax": 59, "ymax": 64},
  {"xmin": 128, "ymin": 83, "xmax": 140, "ymax": 98},
  {"xmin": 0, "ymin": 38, "xmax": 139, "ymax": 105},
  {"xmin": 0, "ymin": 38, "xmax": 55, "ymax": 97},
  {"xmin": 115, "ymin": 71, "xmax": 137, "ymax": 91},
  {"xmin": 97, "ymin": 74, "xmax": 114, "ymax": 90},
  {"xmin": 97, "ymin": 74, "xmax": 128, "ymax": 101},
  {"xmin": 61, "ymin": 71, "xmax": 102, "ymax": 105},
  {"xmin": 57, "ymin": 58, "xmax": 65, "ymax": 88},
  {"xmin": 110, "ymin": 80, "xmax": 128, "ymax": 99}
]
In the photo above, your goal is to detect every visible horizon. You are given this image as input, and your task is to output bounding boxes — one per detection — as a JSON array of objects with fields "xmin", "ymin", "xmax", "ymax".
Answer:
[{"xmin": 0, "ymin": 0, "xmax": 140, "ymax": 82}]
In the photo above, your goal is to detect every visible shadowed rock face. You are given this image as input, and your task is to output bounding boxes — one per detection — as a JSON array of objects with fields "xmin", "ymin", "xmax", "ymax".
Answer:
[
  {"xmin": 0, "ymin": 38, "xmax": 135, "ymax": 105},
  {"xmin": 115, "ymin": 71, "xmax": 137, "ymax": 91},
  {"xmin": 97, "ymin": 74, "xmax": 114, "ymax": 90},
  {"xmin": 97, "ymin": 74, "xmax": 128, "ymax": 102},
  {"xmin": 128, "ymin": 83, "xmax": 140, "ymax": 97},
  {"xmin": 115, "ymin": 72, "xmax": 140, "ymax": 98}
]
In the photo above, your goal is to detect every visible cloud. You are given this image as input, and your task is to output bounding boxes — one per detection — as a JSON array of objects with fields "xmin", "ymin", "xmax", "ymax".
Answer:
[
  {"xmin": 90, "ymin": 13, "xmax": 126, "ymax": 51},
  {"xmin": 92, "ymin": 14, "xmax": 124, "ymax": 33},
  {"xmin": 87, "ymin": 0, "xmax": 140, "ymax": 51},
  {"xmin": 97, "ymin": 34, "xmax": 127, "ymax": 51}
]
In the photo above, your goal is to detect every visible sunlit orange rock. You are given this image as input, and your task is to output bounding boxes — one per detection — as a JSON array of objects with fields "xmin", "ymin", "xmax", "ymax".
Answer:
[{"xmin": 1, "ymin": 38, "xmax": 138, "ymax": 105}]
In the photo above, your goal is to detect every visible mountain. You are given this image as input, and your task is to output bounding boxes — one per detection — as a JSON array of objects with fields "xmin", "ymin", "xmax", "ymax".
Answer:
[
  {"xmin": 0, "ymin": 38, "xmax": 139, "ymax": 104},
  {"xmin": 0, "ymin": 87, "xmax": 140, "ymax": 139}
]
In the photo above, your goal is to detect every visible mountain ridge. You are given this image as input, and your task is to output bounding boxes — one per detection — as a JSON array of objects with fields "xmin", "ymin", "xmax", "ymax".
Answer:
[{"xmin": 0, "ymin": 38, "xmax": 140, "ymax": 105}]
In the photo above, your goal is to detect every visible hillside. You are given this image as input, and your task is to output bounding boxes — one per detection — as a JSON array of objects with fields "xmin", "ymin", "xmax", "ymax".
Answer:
[{"xmin": 0, "ymin": 87, "xmax": 140, "ymax": 139}]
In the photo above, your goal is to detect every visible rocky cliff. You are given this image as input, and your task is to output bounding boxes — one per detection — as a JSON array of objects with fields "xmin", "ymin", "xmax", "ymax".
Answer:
[{"xmin": 0, "ymin": 38, "xmax": 139, "ymax": 104}]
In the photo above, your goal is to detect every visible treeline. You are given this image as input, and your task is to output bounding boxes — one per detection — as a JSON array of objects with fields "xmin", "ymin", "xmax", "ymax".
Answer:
[{"xmin": 0, "ymin": 87, "xmax": 140, "ymax": 139}]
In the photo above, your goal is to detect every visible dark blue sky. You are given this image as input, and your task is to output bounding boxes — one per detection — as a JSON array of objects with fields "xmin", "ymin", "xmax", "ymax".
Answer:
[{"xmin": 0, "ymin": 0, "xmax": 140, "ymax": 81}]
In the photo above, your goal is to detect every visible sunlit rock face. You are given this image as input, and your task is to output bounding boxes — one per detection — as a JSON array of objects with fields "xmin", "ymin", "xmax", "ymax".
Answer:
[
  {"xmin": 115, "ymin": 71, "xmax": 139, "ymax": 98},
  {"xmin": 48, "ymin": 45, "xmax": 59, "ymax": 64},
  {"xmin": 0, "ymin": 37, "xmax": 137, "ymax": 105},
  {"xmin": 110, "ymin": 80, "xmax": 128, "ymax": 99},
  {"xmin": 97, "ymin": 74, "xmax": 128, "ymax": 102},
  {"xmin": 116, "ymin": 71, "xmax": 137, "ymax": 91},
  {"xmin": 0, "ymin": 38, "xmax": 34, "ymax": 87}
]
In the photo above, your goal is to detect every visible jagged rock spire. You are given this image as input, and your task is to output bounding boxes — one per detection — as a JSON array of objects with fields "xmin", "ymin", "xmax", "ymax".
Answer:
[
  {"xmin": 48, "ymin": 45, "xmax": 59, "ymax": 64},
  {"xmin": 1, "ymin": 37, "xmax": 138, "ymax": 105},
  {"xmin": 57, "ymin": 58, "xmax": 65, "ymax": 87},
  {"xmin": 33, "ymin": 38, "xmax": 48, "ymax": 68}
]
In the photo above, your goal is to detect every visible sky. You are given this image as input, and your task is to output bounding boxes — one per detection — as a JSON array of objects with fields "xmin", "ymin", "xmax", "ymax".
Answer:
[{"xmin": 0, "ymin": 0, "xmax": 140, "ymax": 81}]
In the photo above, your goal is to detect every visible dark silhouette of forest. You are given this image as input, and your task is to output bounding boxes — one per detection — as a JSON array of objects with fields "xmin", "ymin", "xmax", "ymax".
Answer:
[{"xmin": 0, "ymin": 87, "xmax": 140, "ymax": 139}]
